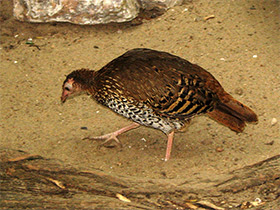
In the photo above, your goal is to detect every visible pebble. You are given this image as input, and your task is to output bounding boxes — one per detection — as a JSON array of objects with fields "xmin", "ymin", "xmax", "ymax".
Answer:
[
  {"xmin": 264, "ymin": 140, "xmax": 274, "ymax": 145},
  {"xmin": 216, "ymin": 147, "xmax": 224, "ymax": 152},
  {"xmin": 250, "ymin": 5, "xmax": 256, "ymax": 10},
  {"xmin": 141, "ymin": 138, "xmax": 146, "ymax": 142},
  {"xmin": 271, "ymin": 118, "xmax": 277, "ymax": 126}
]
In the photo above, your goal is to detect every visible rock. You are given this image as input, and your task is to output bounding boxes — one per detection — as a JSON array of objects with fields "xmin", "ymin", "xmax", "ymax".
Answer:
[
  {"xmin": 140, "ymin": 0, "xmax": 183, "ymax": 10},
  {"xmin": 271, "ymin": 118, "xmax": 277, "ymax": 126},
  {"xmin": 264, "ymin": 140, "xmax": 274, "ymax": 146},
  {"xmin": 13, "ymin": 0, "xmax": 183, "ymax": 25},
  {"xmin": 216, "ymin": 147, "xmax": 224, "ymax": 152}
]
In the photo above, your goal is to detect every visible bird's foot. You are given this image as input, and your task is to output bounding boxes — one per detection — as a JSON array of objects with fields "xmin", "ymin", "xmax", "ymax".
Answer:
[
  {"xmin": 84, "ymin": 132, "xmax": 123, "ymax": 148},
  {"xmin": 83, "ymin": 123, "xmax": 140, "ymax": 148}
]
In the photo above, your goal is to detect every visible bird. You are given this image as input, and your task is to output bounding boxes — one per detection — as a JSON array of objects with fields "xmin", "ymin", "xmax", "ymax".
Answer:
[{"xmin": 61, "ymin": 48, "xmax": 258, "ymax": 161}]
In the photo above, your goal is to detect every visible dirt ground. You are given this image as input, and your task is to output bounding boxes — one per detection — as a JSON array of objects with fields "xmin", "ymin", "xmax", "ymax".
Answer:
[{"xmin": 1, "ymin": 0, "xmax": 279, "ymax": 209}]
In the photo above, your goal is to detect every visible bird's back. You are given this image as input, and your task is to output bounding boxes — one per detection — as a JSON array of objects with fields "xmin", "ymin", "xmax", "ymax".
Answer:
[{"xmin": 93, "ymin": 48, "xmax": 225, "ymax": 120}]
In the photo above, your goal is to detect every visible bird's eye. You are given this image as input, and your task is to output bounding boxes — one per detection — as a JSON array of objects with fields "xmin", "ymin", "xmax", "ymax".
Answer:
[{"xmin": 65, "ymin": 87, "xmax": 70, "ymax": 91}]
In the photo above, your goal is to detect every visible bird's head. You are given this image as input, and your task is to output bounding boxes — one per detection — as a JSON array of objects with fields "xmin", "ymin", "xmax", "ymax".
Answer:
[
  {"xmin": 61, "ymin": 77, "xmax": 83, "ymax": 103},
  {"xmin": 61, "ymin": 69, "xmax": 95, "ymax": 103}
]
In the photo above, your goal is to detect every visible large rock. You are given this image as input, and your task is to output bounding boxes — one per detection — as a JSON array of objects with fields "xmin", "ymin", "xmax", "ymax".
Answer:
[{"xmin": 13, "ymin": 0, "xmax": 183, "ymax": 25}]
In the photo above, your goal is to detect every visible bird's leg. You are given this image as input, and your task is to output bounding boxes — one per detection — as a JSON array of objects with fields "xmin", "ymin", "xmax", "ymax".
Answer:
[
  {"xmin": 164, "ymin": 130, "xmax": 175, "ymax": 161},
  {"xmin": 84, "ymin": 122, "xmax": 140, "ymax": 147}
]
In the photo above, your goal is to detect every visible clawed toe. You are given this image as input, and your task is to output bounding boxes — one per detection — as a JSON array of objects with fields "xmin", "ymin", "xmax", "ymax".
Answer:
[
  {"xmin": 83, "ymin": 133, "xmax": 123, "ymax": 148},
  {"xmin": 82, "ymin": 123, "xmax": 139, "ymax": 149}
]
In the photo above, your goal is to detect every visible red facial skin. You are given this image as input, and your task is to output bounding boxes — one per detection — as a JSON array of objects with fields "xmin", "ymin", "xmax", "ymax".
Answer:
[{"xmin": 61, "ymin": 78, "xmax": 75, "ymax": 103}]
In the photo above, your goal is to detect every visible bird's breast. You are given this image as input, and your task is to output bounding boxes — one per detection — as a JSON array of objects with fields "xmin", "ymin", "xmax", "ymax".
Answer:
[{"xmin": 103, "ymin": 96, "xmax": 185, "ymax": 134}]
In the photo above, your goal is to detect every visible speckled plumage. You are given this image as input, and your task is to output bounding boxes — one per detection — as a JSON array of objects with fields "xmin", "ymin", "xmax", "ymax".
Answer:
[{"xmin": 61, "ymin": 48, "xmax": 258, "ymax": 160}]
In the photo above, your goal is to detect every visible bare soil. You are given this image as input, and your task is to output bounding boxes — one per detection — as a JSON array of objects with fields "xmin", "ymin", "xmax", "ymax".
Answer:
[{"xmin": 1, "ymin": 0, "xmax": 279, "ymax": 209}]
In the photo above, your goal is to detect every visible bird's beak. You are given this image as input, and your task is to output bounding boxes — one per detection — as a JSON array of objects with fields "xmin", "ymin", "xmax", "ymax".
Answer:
[{"xmin": 61, "ymin": 91, "xmax": 68, "ymax": 103}]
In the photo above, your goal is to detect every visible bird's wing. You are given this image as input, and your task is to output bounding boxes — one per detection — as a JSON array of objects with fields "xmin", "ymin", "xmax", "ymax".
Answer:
[{"xmin": 95, "ymin": 48, "xmax": 224, "ymax": 119}]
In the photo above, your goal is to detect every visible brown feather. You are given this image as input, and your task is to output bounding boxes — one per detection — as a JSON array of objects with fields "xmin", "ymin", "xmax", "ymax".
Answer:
[
  {"xmin": 207, "ymin": 94, "xmax": 258, "ymax": 132},
  {"xmin": 93, "ymin": 48, "xmax": 222, "ymax": 119},
  {"xmin": 219, "ymin": 95, "xmax": 258, "ymax": 123},
  {"xmin": 207, "ymin": 109, "xmax": 246, "ymax": 132}
]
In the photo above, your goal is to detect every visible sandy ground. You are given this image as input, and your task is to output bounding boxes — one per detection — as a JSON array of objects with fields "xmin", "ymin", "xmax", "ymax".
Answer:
[{"xmin": 1, "ymin": 0, "xmax": 279, "ymax": 208}]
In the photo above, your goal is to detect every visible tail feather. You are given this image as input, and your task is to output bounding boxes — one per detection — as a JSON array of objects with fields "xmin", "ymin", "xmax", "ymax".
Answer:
[
  {"xmin": 207, "ymin": 109, "xmax": 246, "ymax": 132},
  {"xmin": 207, "ymin": 96, "xmax": 258, "ymax": 133}
]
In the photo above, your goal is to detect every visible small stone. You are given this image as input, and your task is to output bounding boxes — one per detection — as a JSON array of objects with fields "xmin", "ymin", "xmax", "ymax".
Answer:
[
  {"xmin": 271, "ymin": 118, "xmax": 277, "ymax": 126},
  {"xmin": 250, "ymin": 5, "xmax": 256, "ymax": 10},
  {"xmin": 161, "ymin": 171, "xmax": 167, "ymax": 177},
  {"xmin": 216, "ymin": 147, "xmax": 224, "ymax": 152},
  {"xmin": 141, "ymin": 137, "xmax": 146, "ymax": 142},
  {"xmin": 264, "ymin": 140, "xmax": 274, "ymax": 145}
]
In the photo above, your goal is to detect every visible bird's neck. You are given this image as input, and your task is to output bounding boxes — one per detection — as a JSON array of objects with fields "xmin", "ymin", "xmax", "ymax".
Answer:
[{"xmin": 72, "ymin": 69, "xmax": 97, "ymax": 92}]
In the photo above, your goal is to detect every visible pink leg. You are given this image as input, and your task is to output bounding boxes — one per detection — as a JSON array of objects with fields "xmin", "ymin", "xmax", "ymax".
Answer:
[
  {"xmin": 84, "ymin": 122, "xmax": 140, "ymax": 147},
  {"xmin": 164, "ymin": 131, "xmax": 175, "ymax": 161}
]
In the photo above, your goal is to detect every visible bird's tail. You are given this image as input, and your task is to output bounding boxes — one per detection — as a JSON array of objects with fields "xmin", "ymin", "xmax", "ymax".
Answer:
[{"xmin": 207, "ymin": 96, "xmax": 258, "ymax": 132}]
